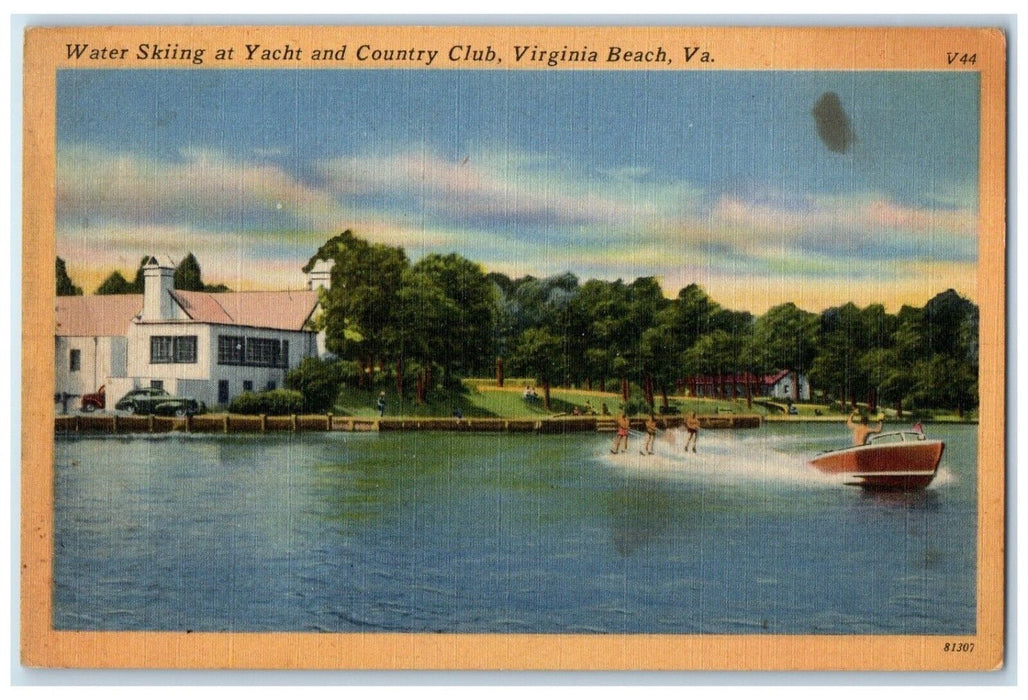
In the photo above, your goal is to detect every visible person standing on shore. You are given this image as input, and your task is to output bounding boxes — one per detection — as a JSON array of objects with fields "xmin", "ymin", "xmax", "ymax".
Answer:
[
  {"xmin": 684, "ymin": 411, "xmax": 700, "ymax": 453},
  {"xmin": 376, "ymin": 391, "xmax": 386, "ymax": 417},
  {"xmin": 611, "ymin": 411, "xmax": 630, "ymax": 453}
]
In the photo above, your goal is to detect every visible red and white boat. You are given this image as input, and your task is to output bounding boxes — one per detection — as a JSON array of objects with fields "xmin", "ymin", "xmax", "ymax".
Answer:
[{"xmin": 809, "ymin": 430, "xmax": 945, "ymax": 489}]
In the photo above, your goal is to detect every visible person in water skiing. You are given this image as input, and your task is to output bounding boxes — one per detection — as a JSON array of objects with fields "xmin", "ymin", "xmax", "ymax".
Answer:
[
  {"xmin": 611, "ymin": 411, "xmax": 630, "ymax": 453},
  {"xmin": 641, "ymin": 413, "xmax": 658, "ymax": 455},
  {"xmin": 684, "ymin": 411, "xmax": 700, "ymax": 453}
]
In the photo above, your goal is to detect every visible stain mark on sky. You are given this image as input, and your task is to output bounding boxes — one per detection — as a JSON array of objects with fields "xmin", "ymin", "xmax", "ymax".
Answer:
[{"xmin": 812, "ymin": 92, "xmax": 856, "ymax": 154}]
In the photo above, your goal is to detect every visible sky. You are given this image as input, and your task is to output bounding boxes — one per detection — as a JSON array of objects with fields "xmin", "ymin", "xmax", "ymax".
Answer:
[{"xmin": 55, "ymin": 68, "xmax": 980, "ymax": 313}]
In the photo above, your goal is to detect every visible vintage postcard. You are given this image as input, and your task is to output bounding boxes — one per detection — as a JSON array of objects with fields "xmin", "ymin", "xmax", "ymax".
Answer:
[{"xmin": 21, "ymin": 24, "xmax": 1006, "ymax": 671}]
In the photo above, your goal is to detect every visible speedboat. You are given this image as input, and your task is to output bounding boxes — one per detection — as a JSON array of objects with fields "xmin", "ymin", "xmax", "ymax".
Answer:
[{"xmin": 809, "ymin": 430, "xmax": 944, "ymax": 489}]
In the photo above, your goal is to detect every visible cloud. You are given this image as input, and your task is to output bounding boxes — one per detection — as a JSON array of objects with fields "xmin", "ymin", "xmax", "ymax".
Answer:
[
  {"xmin": 57, "ymin": 144, "xmax": 348, "ymax": 232},
  {"xmin": 316, "ymin": 147, "xmax": 705, "ymax": 233},
  {"xmin": 56, "ymin": 142, "xmax": 979, "ymax": 312}
]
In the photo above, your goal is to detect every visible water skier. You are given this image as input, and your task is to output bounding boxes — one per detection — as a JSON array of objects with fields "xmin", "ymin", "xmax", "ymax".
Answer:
[
  {"xmin": 684, "ymin": 411, "xmax": 700, "ymax": 453},
  {"xmin": 611, "ymin": 411, "xmax": 630, "ymax": 453},
  {"xmin": 641, "ymin": 413, "xmax": 658, "ymax": 455}
]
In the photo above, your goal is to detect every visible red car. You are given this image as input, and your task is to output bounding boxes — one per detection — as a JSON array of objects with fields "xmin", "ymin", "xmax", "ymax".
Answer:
[{"xmin": 80, "ymin": 385, "xmax": 106, "ymax": 412}]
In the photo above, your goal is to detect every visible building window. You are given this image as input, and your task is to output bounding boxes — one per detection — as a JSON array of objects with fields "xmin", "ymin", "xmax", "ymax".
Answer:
[
  {"xmin": 218, "ymin": 335, "xmax": 245, "ymax": 365},
  {"xmin": 246, "ymin": 338, "xmax": 280, "ymax": 367},
  {"xmin": 217, "ymin": 335, "xmax": 289, "ymax": 368},
  {"xmin": 266, "ymin": 381, "xmax": 276, "ymax": 391},
  {"xmin": 151, "ymin": 380, "xmax": 164, "ymax": 390},
  {"xmin": 218, "ymin": 380, "xmax": 229, "ymax": 404},
  {"xmin": 243, "ymin": 380, "xmax": 253, "ymax": 392},
  {"xmin": 174, "ymin": 336, "xmax": 197, "ymax": 363},
  {"xmin": 150, "ymin": 336, "xmax": 197, "ymax": 364},
  {"xmin": 69, "ymin": 349, "xmax": 80, "ymax": 372},
  {"xmin": 151, "ymin": 336, "xmax": 173, "ymax": 364}
]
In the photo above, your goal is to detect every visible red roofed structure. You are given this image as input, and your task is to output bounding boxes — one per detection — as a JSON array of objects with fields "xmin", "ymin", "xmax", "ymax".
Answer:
[
  {"xmin": 681, "ymin": 370, "xmax": 809, "ymax": 402},
  {"xmin": 55, "ymin": 257, "xmax": 331, "ymax": 410}
]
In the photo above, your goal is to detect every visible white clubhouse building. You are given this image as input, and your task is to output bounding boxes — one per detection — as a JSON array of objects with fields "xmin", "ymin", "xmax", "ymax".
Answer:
[{"xmin": 56, "ymin": 257, "xmax": 334, "ymax": 409}]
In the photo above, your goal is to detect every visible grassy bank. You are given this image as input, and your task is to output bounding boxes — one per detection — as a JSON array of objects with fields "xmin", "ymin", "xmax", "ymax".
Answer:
[
  {"xmin": 326, "ymin": 380, "xmax": 976, "ymax": 423},
  {"xmin": 334, "ymin": 381, "xmax": 767, "ymax": 419}
]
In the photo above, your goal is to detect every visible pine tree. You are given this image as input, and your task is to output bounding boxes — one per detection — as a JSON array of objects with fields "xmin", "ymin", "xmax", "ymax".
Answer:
[
  {"xmin": 56, "ymin": 257, "xmax": 82, "ymax": 296},
  {"xmin": 174, "ymin": 252, "xmax": 205, "ymax": 291}
]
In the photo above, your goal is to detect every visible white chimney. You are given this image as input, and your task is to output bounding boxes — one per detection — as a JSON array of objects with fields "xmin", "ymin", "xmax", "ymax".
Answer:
[
  {"xmin": 142, "ymin": 256, "xmax": 175, "ymax": 320},
  {"xmin": 308, "ymin": 259, "xmax": 334, "ymax": 291}
]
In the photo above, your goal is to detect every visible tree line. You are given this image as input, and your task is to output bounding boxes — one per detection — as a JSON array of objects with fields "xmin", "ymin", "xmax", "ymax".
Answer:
[
  {"xmin": 56, "ymin": 231, "xmax": 979, "ymax": 416},
  {"xmin": 56, "ymin": 253, "xmax": 229, "ymax": 296},
  {"xmin": 305, "ymin": 231, "xmax": 978, "ymax": 416}
]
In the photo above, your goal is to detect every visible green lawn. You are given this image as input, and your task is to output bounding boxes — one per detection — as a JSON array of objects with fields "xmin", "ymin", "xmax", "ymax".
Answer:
[
  {"xmin": 327, "ymin": 379, "xmax": 976, "ymax": 422},
  {"xmin": 333, "ymin": 381, "xmax": 759, "ymax": 419}
]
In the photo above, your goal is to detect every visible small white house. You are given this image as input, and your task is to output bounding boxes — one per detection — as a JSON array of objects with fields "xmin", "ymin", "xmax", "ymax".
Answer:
[
  {"xmin": 764, "ymin": 369, "xmax": 810, "ymax": 402},
  {"xmin": 56, "ymin": 256, "xmax": 332, "ymax": 409}
]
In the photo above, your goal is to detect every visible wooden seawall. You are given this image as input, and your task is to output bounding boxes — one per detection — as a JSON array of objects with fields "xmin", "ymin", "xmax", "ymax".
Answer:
[{"xmin": 55, "ymin": 413, "xmax": 762, "ymax": 435}]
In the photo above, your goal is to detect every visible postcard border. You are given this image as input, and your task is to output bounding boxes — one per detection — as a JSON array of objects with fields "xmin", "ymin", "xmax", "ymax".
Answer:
[{"xmin": 20, "ymin": 23, "xmax": 1008, "ymax": 672}]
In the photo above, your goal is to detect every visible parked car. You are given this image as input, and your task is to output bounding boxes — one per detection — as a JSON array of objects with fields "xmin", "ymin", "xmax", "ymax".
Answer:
[
  {"xmin": 80, "ymin": 385, "xmax": 106, "ymax": 412},
  {"xmin": 115, "ymin": 388, "xmax": 206, "ymax": 417}
]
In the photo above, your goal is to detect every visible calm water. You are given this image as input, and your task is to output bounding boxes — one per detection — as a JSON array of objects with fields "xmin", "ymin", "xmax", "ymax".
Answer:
[{"xmin": 54, "ymin": 423, "xmax": 977, "ymax": 634}]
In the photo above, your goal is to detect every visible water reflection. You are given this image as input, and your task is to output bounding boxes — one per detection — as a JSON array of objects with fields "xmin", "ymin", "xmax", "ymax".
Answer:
[
  {"xmin": 857, "ymin": 487, "xmax": 941, "ymax": 511},
  {"xmin": 607, "ymin": 482, "xmax": 672, "ymax": 556}
]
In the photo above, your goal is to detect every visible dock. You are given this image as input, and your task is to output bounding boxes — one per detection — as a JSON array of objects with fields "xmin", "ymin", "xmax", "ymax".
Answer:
[{"xmin": 54, "ymin": 413, "xmax": 763, "ymax": 435}]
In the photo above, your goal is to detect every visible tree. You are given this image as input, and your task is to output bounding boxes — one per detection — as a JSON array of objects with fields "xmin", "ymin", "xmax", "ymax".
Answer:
[
  {"xmin": 95, "ymin": 270, "xmax": 134, "ymax": 295},
  {"xmin": 922, "ymin": 289, "xmax": 977, "ymax": 359},
  {"xmin": 174, "ymin": 252, "xmax": 205, "ymax": 291},
  {"xmin": 910, "ymin": 355, "xmax": 977, "ymax": 417},
  {"xmin": 748, "ymin": 303, "xmax": 818, "ymax": 376},
  {"xmin": 95, "ymin": 257, "xmax": 149, "ymax": 295},
  {"xmin": 173, "ymin": 252, "xmax": 230, "ymax": 292},
  {"xmin": 809, "ymin": 303, "xmax": 870, "ymax": 409},
  {"xmin": 669, "ymin": 283, "xmax": 720, "ymax": 350},
  {"xmin": 309, "ymin": 231, "xmax": 409, "ymax": 389},
  {"xmin": 510, "ymin": 327, "xmax": 562, "ymax": 410},
  {"xmin": 393, "ymin": 269, "xmax": 460, "ymax": 402},
  {"xmin": 683, "ymin": 329, "xmax": 747, "ymax": 399},
  {"xmin": 567, "ymin": 279, "xmax": 633, "ymax": 393},
  {"xmin": 56, "ymin": 257, "xmax": 82, "ymax": 296},
  {"xmin": 411, "ymin": 253, "xmax": 499, "ymax": 383},
  {"xmin": 639, "ymin": 312, "xmax": 679, "ymax": 409}
]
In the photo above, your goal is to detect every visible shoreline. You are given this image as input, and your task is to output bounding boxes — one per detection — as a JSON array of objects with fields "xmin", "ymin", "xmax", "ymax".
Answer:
[{"xmin": 53, "ymin": 412, "xmax": 976, "ymax": 435}]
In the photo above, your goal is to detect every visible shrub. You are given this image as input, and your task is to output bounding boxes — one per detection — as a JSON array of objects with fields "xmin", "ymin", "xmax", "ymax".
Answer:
[
  {"xmin": 229, "ymin": 389, "xmax": 304, "ymax": 416},
  {"xmin": 285, "ymin": 357, "xmax": 345, "ymax": 412},
  {"xmin": 229, "ymin": 392, "xmax": 260, "ymax": 415}
]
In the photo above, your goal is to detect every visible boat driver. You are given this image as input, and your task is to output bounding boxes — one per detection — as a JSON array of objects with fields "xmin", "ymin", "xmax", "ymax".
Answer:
[{"xmin": 847, "ymin": 411, "xmax": 883, "ymax": 446}]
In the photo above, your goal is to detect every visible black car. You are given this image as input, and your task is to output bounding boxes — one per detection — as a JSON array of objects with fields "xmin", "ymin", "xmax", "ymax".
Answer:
[{"xmin": 115, "ymin": 388, "xmax": 206, "ymax": 417}]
